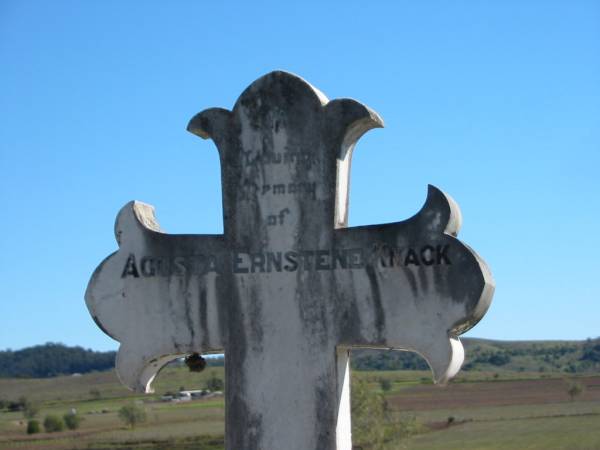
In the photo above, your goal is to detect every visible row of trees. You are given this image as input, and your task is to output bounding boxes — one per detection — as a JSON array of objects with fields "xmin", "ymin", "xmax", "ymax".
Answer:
[
  {"xmin": 0, "ymin": 343, "xmax": 115, "ymax": 378},
  {"xmin": 0, "ymin": 344, "xmax": 230, "ymax": 378},
  {"xmin": 31, "ymin": 403, "xmax": 148, "ymax": 431},
  {"xmin": 27, "ymin": 412, "xmax": 82, "ymax": 434},
  {"xmin": 4, "ymin": 394, "xmax": 144, "ymax": 434},
  {"xmin": 351, "ymin": 339, "xmax": 600, "ymax": 372},
  {"xmin": 3, "ymin": 339, "xmax": 598, "ymax": 379},
  {"xmin": 351, "ymin": 349, "xmax": 428, "ymax": 371},
  {"xmin": 581, "ymin": 338, "xmax": 600, "ymax": 362}
]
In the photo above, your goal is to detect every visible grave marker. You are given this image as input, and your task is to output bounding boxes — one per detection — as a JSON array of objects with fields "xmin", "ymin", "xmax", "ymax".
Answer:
[{"xmin": 86, "ymin": 71, "xmax": 494, "ymax": 450}]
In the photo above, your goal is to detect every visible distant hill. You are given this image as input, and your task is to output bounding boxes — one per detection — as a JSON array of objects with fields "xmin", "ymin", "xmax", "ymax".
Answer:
[
  {"xmin": 352, "ymin": 337, "xmax": 600, "ymax": 374},
  {"xmin": 0, "ymin": 343, "xmax": 224, "ymax": 378},
  {"xmin": 2, "ymin": 338, "xmax": 599, "ymax": 378},
  {"xmin": 0, "ymin": 343, "xmax": 115, "ymax": 378}
]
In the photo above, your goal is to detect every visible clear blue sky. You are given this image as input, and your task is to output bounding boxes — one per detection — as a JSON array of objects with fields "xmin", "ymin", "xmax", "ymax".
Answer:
[{"xmin": 1, "ymin": 1, "xmax": 598, "ymax": 352}]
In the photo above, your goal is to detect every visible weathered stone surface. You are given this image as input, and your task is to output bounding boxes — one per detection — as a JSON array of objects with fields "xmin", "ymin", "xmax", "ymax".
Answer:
[{"xmin": 86, "ymin": 71, "xmax": 494, "ymax": 450}]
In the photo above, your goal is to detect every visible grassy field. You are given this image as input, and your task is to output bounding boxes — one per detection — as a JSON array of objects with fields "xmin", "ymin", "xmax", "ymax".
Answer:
[{"xmin": 1, "ymin": 367, "xmax": 599, "ymax": 449}]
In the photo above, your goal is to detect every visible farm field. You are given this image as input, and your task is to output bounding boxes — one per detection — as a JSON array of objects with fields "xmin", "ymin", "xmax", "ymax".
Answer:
[{"xmin": 1, "ymin": 367, "xmax": 599, "ymax": 449}]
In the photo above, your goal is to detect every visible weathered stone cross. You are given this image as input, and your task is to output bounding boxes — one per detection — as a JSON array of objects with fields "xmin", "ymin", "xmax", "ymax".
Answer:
[{"xmin": 86, "ymin": 71, "xmax": 494, "ymax": 450}]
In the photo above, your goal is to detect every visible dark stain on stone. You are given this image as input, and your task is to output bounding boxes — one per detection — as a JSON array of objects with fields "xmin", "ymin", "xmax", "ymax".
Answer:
[
  {"xmin": 171, "ymin": 337, "xmax": 181, "ymax": 352},
  {"xmin": 183, "ymin": 291, "xmax": 195, "ymax": 346},
  {"xmin": 334, "ymin": 274, "xmax": 363, "ymax": 344},
  {"xmin": 248, "ymin": 284, "xmax": 264, "ymax": 353},
  {"xmin": 365, "ymin": 264, "xmax": 384, "ymax": 340},
  {"xmin": 402, "ymin": 267, "xmax": 418, "ymax": 297},
  {"xmin": 417, "ymin": 265, "xmax": 429, "ymax": 295},
  {"xmin": 314, "ymin": 377, "xmax": 336, "ymax": 450},
  {"xmin": 227, "ymin": 388, "xmax": 263, "ymax": 450},
  {"xmin": 432, "ymin": 262, "xmax": 446, "ymax": 297},
  {"xmin": 214, "ymin": 272, "xmax": 231, "ymax": 351},
  {"xmin": 199, "ymin": 288, "xmax": 208, "ymax": 349},
  {"xmin": 92, "ymin": 315, "xmax": 116, "ymax": 340}
]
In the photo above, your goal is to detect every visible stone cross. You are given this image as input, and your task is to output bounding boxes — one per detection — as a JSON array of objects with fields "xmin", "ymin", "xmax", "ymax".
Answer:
[{"xmin": 86, "ymin": 71, "xmax": 494, "ymax": 450}]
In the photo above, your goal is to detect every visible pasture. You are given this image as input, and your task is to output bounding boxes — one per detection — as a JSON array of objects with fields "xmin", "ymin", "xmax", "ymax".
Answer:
[{"xmin": 1, "ymin": 367, "xmax": 599, "ymax": 449}]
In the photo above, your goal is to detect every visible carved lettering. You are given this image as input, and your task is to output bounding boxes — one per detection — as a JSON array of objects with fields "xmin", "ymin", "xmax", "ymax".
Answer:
[
  {"xmin": 207, "ymin": 255, "xmax": 218, "ymax": 272},
  {"xmin": 267, "ymin": 252, "xmax": 282, "ymax": 272},
  {"xmin": 267, "ymin": 208, "xmax": 291, "ymax": 226},
  {"xmin": 173, "ymin": 256, "xmax": 187, "ymax": 275},
  {"xmin": 420, "ymin": 245, "xmax": 435, "ymax": 266},
  {"xmin": 140, "ymin": 256, "xmax": 156, "ymax": 277},
  {"xmin": 121, "ymin": 245, "xmax": 452, "ymax": 278},
  {"xmin": 273, "ymin": 184, "xmax": 286, "ymax": 194},
  {"xmin": 233, "ymin": 253, "xmax": 249, "ymax": 274},
  {"xmin": 239, "ymin": 181, "xmax": 259, "ymax": 200},
  {"xmin": 348, "ymin": 249, "xmax": 365, "ymax": 269},
  {"xmin": 315, "ymin": 250, "xmax": 330, "ymax": 270},
  {"xmin": 284, "ymin": 251, "xmax": 299, "ymax": 271},
  {"xmin": 376, "ymin": 245, "xmax": 452, "ymax": 268},
  {"xmin": 332, "ymin": 250, "xmax": 348, "ymax": 269},
  {"xmin": 404, "ymin": 249, "xmax": 420, "ymax": 266},
  {"xmin": 241, "ymin": 151, "xmax": 317, "ymax": 166},
  {"xmin": 258, "ymin": 182, "xmax": 316, "ymax": 199},
  {"xmin": 251, "ymin": 253, "xmax": 266, "ymax": 273},
  {"xmin": 121, "ymin": 254, "xmax": 140, "ymax": 278},
  {"xmin": 436, "ymin": 245, "xmax": 451, "ymax": 265},
  {"xmin": 283, "ymin": 152, "xmax": 317, "ymax": 167}
]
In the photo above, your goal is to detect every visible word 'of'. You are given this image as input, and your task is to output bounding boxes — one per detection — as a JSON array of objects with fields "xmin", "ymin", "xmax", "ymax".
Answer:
[{"xmin": 267, "ymin": 208, "xmax": 290, "ymax": 226}]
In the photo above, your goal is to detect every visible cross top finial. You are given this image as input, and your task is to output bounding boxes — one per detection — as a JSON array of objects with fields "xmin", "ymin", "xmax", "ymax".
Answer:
[{"xmin": 187, "ymin": 71, "xmax": 383, "ymax": 244}]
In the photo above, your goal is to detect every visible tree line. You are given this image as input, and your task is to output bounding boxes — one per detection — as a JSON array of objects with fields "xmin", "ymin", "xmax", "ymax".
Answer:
[
  {"xmin": 0, "ymin": 343, "xmax": 115, "ymax": 378},
  {"xmin": 2, "ymin": 338, "xmax": 598, "ymax": 378},
  {"xmin": 351, "ymin": 337, "xmax": 600, "ymax": 372}
]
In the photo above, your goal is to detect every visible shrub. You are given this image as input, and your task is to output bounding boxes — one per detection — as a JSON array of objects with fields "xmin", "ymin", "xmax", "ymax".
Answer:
[
  {"xmin": 7, "ymin": 396, "xmax": 29, "ymax": 412},
  {"xmin": 488, "ymin": 352, "xmax": 511, "ymax": 366},
  {"xmin": 118, "ymin": 404, "xmax": 146, "ymax": 429},
  {"xmin": 7, "ymin": 401, "xmax": 22, "ymax": 412},
  {"xmin": 22, "ymin": 401, "xmax": 40, "ymax": 419},
  {"xmin": 26, "ymin": 420, "xmax": 40, "ymax": 434},
  {"xmin": 352, "ymin": 378, "xmax": 387, "ymax": 449},
  {"xmin": 389, "ymin": 413, "xmax": 420, "ymax": 441},
  {"xmin": 352, "ymin": 377, "xmax": 421, "ymax": 449},
  {"xmin": 63, "ymin": 412, "xmax": 82, "ymax": 430},
  {"xmin": 581, "ymin": 340, "xmax": 600, "ymax": 362},
  {"xmin": 89, "ymin": 388, "xmax": 101, "ymax": 400},
  {"xmin": 567, "ymin": 381, "xmax": 584, "ymax": 401},
  {"xmin": 205, "ymin": 374, "xmax": 224, "ymax": 392},
  {"xmin": 379, "ymin": 378, "xmax": 392, "ymax": 392},
  {"xmin": 43, "ymin": 415, "xmax": 65, "ymax": 432}
]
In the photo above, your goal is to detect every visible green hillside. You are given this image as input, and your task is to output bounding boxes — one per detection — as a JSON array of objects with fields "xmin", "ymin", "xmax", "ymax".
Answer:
[
  {"xmin": 1, "ymin": 338, "xmax": 599, "ymax": 379},
  {"xmin": 352, "ymin": 337, "xmax": 600, "ymax": 374},
  {"xmin": 0, "ymin": 343, "xmax": 115, "ymax": 378}
]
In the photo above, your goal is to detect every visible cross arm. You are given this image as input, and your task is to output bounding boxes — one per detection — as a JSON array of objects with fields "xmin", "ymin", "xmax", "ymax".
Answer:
[
  {"xmin": 85, "ymin": 201, "xmax": 228, "ymax": 392},
  {"xmin": 332, "ymin": 185, "xmax": 494, "ymax": 383}
]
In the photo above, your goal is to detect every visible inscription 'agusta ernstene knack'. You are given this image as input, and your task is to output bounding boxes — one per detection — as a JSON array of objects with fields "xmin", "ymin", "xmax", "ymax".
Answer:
[{"xmin": 86, "ymin": 71, "xmax": 494, "ymax": 450}]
